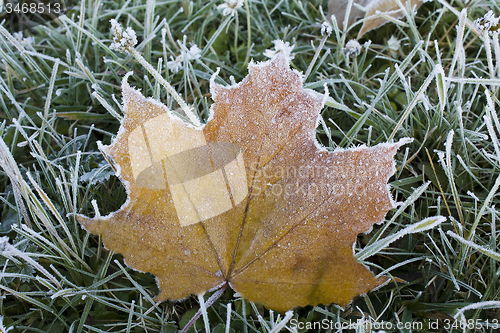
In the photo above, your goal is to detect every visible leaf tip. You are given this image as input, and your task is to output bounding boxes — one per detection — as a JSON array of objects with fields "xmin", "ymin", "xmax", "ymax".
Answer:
[
  {"xmin": 396, "ymin": 137, "xmax": 414, "ymax": 147},
  {"xmin": 121, "ymin": 71, "xmax": 134, "ymax": 93},
  {"xmin": 121, "ymin": 74, "xmax": 142, "ymax": 108},
  {"xmin": 76, "ymin": 213, "xmax": 103, "ymax": 234},
  {"xmin": 209, "ymin": 67, "xmax": 225, "ymax": 101}
]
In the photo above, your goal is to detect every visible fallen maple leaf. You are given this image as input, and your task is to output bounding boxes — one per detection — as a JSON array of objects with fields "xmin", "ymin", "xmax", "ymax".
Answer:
[
  {"xmin": 77, "ymin": 54, "xmax": 409, "ymax": 312},
  {"xmin": 328, "ymin": 0, "xmax": 423, "ymax": 38}
]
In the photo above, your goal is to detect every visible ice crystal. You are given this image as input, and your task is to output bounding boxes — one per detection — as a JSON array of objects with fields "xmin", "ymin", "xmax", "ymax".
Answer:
[
  {"xmin": 0, "ymin": 316, "xmax": 13, "ymax": 333},
  {"xmin": 166, "ymin": 44, "xmax": 203, "ymax": 73},
  {"xmin": 109, "ymin": 19, "xmax": 137, "ymax": 53},
  {"xmin": 343, "ymin": 39, "xmax": 362, "ymax": 57},
  {"xmin": 217, "ymin": 0, "xmax": 244, "ymax": 17},
  {"xmin": 263, "ymin": 40, "xmax": 296, "ymax": 60},
  {"xmin": 475, "ymin": 10, "xmax": 500, "ymax": 33},
  {"xmin": 321, "ymin": 22, "xmax": 332, "ymax": 37}
]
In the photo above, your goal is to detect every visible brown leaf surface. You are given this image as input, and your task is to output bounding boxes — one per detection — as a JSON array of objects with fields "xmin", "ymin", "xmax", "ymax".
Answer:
[
  {"xmin": 77, "ymin": 55, "xmax": 408, "ymax": 312},
  {"xmin": 328, "ymin": 0, "xmax": 423, "ymax": 38}
]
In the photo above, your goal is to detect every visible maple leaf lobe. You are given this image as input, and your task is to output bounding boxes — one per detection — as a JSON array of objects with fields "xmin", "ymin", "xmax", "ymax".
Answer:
[{"xmin": 78, "ymin": 54, "xmax": 409, "ymax": 312}]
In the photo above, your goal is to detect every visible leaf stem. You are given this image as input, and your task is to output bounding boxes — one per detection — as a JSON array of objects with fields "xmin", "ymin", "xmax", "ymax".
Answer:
[{"xmin": 180, "ymin": 283, "xmax": 228, "ymax": 333}]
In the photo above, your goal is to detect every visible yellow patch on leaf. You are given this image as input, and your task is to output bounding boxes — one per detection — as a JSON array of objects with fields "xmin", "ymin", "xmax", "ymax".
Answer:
[{"xmin": 78, "ymin": 55, "xmax": 408, "ymax": 312}]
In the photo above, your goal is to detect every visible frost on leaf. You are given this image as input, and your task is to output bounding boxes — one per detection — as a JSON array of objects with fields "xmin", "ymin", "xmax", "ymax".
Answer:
[
  {"xmin": 77, "ymin": 54, "xmax": 409, "ymax": 313},
  {"xmin": 328, "ymin": 0, "xmax": 423, "ymax": 38}
]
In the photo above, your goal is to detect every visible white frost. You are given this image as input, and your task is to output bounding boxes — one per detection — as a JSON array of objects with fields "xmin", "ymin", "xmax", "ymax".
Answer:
[
  {"xmin": 109, "ymin": 19, "xmax": 137, "ymax": 53},
  {"xmin": 0, "ymin": 316, "xmax": 13, "ymax": 333},
  {"xmin": 475, "ymin": 10, "xmax": 500, "ymax": 32},
  {"xmin": 217, "ymin": 0, "xmax": 244, "ymax": 17},
  {"xmin": 343, "ymin": 39, "xmax": 362, "ymax": 57},
  {"xmin": 263, "ymin": 40, "xmax": 296, "ymax": 60}
]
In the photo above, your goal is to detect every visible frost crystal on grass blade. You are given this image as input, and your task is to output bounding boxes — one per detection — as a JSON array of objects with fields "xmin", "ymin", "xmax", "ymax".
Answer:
[
  {"xmin": 12, "ymin": 31, "xmax": 34, "ymax": 46},
  {"xmin": 0, "ymin": 316, "xmax": 13, "ymax": 333},
  {"xmin": 0, "ymin": 236, "xmax": 61, "ymax": 288},
  {"xmin": 387, "ymin": 36, "xmax": 400, "ymax": 51},
  {"xmin": 0, "ymin": 236, "xmax": 10, "ymax": 251},
  {"xmin": 321, "ymin": 22, "xmax": 332, "ymax": 37},
  {"xmin": 387, "ymin": 36, "xmax": 401, "ymax": 58},
  {"xmin": 187, "ymin": 45, "xmax": 202, "ymax": 60},
  {"xmin": 263, "ymin": 40, "xmax": 296, "ymax": 59},
  {"xmin": 343, "ymin": 39, "xmax": 362, "ymax": 57},
  {"xmin": 107, "ymin": 20, "xmax": 201, "ymax": 125},
  {"xmin": 166, "ymin": 44, "xmax": 202, "ymax": 73},
  {"xmin": 217, "ymin": 0, "xmax": 244, "ymax": 17},
  {"xmin": 475, "ymin": 10, "xmax": 500, "ymax": 33},
  {"xmin": 166, "ymin": 56, "xmax": 183, "ymax": 74},
  {"xmin": 109, "ymin": 19, "xmax": 137, "ymax": 53}
]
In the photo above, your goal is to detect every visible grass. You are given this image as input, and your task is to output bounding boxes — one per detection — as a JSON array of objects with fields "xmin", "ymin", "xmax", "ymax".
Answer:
[{"xmin": 0, "ymin": 0, "xmax": 499, "ymax": 331}]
